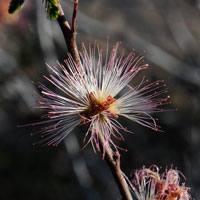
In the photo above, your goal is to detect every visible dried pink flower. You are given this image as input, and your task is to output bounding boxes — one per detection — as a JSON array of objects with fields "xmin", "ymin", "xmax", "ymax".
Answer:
[{"xmin": 130, "ymin": 165, "xmax": 192, "ymax": 200}]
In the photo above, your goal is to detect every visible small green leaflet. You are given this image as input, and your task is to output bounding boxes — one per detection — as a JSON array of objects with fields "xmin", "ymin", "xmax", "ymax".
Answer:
[
  {"xmin": 8, "ymin": 0, "xmax": 25, "ymax": 14},
  {"xmin": 43, "ymin": 0, "xmax": 59, "ymax": 20}
]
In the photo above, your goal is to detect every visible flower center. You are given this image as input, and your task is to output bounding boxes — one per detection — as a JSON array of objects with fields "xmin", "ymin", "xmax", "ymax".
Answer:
[
  {"xmin": 156, "ymin": 181, "xmax": 181, "ymax": 200},
  {"xmin": 81, "ymin": 92, "xmax": 118, "ymax": 119}
]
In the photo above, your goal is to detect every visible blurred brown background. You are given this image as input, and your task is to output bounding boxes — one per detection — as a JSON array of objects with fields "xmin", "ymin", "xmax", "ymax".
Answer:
[{"xmin": 0, "ymin": 0, "xmax": 200, "ymax": 199}]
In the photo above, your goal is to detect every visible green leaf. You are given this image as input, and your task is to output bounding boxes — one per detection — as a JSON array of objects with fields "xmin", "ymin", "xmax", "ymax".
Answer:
[
  {"xmin": 8, "ymin": 0, "xmax": 25, "ymax": 14},
  {"xmin": 44, "ymin": 0, "xmax": 59, "ymax": 20}
]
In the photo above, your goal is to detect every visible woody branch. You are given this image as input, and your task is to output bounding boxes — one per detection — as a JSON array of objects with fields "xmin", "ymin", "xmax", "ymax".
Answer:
[
  {"xmin": 57, "ymin": 0, "xmax": 80, "ymax": 66},
  {"xmin": 55, "ymin": 1, "xmax": 132, "ymax": 199}
]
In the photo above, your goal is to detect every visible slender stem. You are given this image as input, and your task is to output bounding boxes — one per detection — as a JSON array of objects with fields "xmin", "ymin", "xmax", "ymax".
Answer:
[
  {"xmin": 98, "ymin": 134, "xmax": 133, "ymax": 200},
  {"xmin": 57, "ymin": 0, "xmax": 81, "ymax": 66},
  {"xmin": 71, "ymin": 0, "xmax": 78, "ymax": 33},
  {"xmin": 55, "ymin": 1, "xmax": 132, "ymax": 199}
]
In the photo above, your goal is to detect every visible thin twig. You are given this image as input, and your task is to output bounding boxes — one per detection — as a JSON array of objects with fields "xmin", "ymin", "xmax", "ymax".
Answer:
[
  {"xmin": 55, "ymin": 1, "xmax": 132, "ymax": 199},
  {"xmin": 71, "ymin": 0, "xmax": 78, "ymax": 33},
  {"xmin": 56, "ymin": 0, "xmax": 81, "ymax": 66},
  {"xmin": 98, "ymin": 134, "xmax": 133, "ymax": 200}
]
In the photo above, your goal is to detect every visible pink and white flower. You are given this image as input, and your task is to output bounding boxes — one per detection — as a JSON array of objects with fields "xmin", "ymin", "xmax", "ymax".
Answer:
[{"xmin": 33, "ymin": 42, "xmax": 170, "ymax": 153}]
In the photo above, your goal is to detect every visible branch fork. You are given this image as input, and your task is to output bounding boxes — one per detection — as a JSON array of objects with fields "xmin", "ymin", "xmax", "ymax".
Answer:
[
  {"xmin": 98, "ymin": 134, "xmax": 133, "ymax": 200},
  {"xmin": 57, "ymin": 0, "xmax": 80, "ymax": 66}
]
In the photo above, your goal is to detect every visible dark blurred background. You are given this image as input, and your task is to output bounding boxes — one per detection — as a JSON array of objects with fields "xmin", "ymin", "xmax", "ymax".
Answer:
[{"xmin": 0, "ymin": 0, "xmax": 200, "ymax": 199}]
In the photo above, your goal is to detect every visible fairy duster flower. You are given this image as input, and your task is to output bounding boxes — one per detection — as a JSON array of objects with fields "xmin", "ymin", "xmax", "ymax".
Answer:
[
  {"xmin": 129, "ymin": 166, "xmax": 191, "ymax": 200},
  {"xmin": 33, "ymin": 42, "xmax": 170, "ymax": 153}
]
